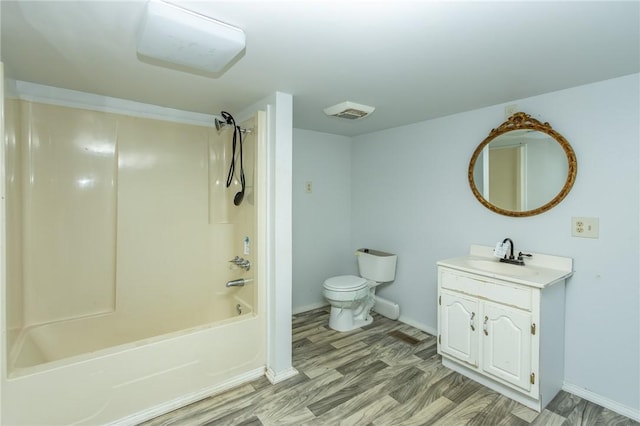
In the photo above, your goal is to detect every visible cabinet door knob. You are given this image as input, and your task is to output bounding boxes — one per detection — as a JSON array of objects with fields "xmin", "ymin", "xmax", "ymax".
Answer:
[
  {"xmin": 483, "ymin": 316, "xmax": 489, "ymax": 336},
  {"xmin": 470, "ymin": 312, "xmax": 476, "ymax": 331}
]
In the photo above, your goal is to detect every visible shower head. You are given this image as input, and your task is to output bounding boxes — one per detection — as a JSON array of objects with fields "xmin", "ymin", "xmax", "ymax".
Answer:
[
  {"xmin": 233, "ymin": 189, "xmax": 245, "ymax": 206},
  {"xmin": 215, "ymin": 117, "xmax": 232, "ymax": 133}
]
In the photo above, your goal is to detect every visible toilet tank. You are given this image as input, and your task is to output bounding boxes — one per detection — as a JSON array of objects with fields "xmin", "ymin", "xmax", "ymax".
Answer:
[{"xmin": 356, "ymin": 248, "xmax": 397, "ymax": 282}]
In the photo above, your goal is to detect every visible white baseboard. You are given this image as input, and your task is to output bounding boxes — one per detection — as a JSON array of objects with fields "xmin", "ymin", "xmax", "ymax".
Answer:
[
  {"xmin": 292, "ymin": 302, "xmax": 328, "ymax": 315},
  {"xmin": 562, "ymin": 381, "xmax": 640, "ymax": 422},
  {"xmin": 373, "ymin": 296, "xmax": 400, "ymax": 320},
  {"xmin": 112, "ymin": 367, "xmax": 266, "ymax": 426},
  {"xmin": 266, "ymin": 366, "xmax": 299, "ymax": 384},
  {"xmin": 398, "ymin": 315, "xmax": 437, "ymax": 337}
]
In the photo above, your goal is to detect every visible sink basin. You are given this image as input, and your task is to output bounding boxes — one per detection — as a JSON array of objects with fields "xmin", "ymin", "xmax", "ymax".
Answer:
[
  {"xmin": 438, "ymin": 246, "xmax": 573, "ymax": 289},
  {"xmin": 465, "ymin": 259, "xmax": 539, "ymax": 277}
]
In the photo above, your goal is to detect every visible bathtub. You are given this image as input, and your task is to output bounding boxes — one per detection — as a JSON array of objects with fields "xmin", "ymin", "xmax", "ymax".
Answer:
[{"xmin": 2, "ymin": 293, "xmax": 266, "ymax": 425}]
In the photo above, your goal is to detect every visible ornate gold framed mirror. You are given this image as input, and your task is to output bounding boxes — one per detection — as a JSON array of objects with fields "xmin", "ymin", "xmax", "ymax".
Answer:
[{"xmin": 468, "ymin": 112, "xmax": 577, "ymax": 217}]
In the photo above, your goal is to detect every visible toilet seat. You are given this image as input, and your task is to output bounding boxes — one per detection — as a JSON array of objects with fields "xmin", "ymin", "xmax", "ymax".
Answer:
[{"xmin": 323, "ymin": 275, "xmax": 368, "ymax": 291}]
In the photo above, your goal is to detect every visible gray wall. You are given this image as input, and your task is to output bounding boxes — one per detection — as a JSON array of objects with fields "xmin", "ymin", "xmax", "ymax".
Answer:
[
  {"xmin": 292, "ymin": 129, "xmax": 355, "ymax": 312},
  {"xmin": 293, "ymin": 74, "xmax": 639, "ymax": 413}
]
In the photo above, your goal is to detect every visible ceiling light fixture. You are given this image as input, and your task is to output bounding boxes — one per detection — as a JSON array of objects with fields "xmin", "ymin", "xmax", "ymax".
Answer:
[{"xmin": 136, "ymin": 0, "xmax": 245, "ymax": 73}]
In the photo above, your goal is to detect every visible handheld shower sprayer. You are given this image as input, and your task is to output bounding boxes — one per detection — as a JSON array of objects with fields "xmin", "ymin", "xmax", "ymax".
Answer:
[{"xmin": 218, "ymin": 111, "xmax": 245, "ymax": 206}]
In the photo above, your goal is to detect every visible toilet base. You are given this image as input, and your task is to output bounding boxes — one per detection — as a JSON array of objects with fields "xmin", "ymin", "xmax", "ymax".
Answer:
[{"xmin": 328, "ymin": 306, "xmax": 373, "ymax": 332}]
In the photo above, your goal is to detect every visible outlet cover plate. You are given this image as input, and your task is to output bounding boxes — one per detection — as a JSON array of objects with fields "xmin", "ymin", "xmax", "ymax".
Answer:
[{"xmin": 572, "ymin": 216, "xmax": 599, "ymax": 238}]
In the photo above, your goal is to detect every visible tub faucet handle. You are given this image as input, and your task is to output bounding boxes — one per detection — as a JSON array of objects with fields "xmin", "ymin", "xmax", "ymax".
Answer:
[
  {"xmin": 239, "ymin": 260, "xmax": 251, "ymax": 271},
  {"xmin": 229, "ymin": 256, "xmax": 250, "ymax": 270}
]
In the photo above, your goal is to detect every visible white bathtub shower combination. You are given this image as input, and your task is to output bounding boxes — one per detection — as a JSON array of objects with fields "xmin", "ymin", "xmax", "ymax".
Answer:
[
  {"xmin": 9, "ymin": 292, "xmax": 254, "ymax": 372},
  {"xmin": 1, "ymin": 84, "xmax": 268, "ymax": 425},
  {"xmin": 4, "ymin": 305, "xmax": 264, "ymax": 425}
]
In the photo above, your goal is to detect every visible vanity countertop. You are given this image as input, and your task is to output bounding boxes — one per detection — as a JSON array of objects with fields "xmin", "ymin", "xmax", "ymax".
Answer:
[{"xmin": 437, "ymin": 245, "xmax": 573, "ymax": 289}]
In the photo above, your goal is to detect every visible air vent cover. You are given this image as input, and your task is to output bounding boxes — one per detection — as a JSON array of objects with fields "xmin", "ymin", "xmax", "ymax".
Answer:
[{"xmin": 324, "ymin": 101, "xmax": 375, "ymax": 120}]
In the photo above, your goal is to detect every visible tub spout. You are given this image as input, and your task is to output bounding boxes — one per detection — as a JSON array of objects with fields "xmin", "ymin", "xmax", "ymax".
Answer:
[
  {"xmin": 226, "ymin": 278, "xmax": 252, "ymax": 287},
  {"xmin": 226, "ymin": 278, "xmax": 245, "ymax": 287}
]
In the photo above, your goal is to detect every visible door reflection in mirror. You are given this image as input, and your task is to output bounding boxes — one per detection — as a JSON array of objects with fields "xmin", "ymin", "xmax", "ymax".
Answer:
[
  {"xmin": 468, "ymin": 113, "xmax": 577, "ymax": 217},
  {"xmin": 475, "ymin": 130, "xmax": 568, "ymax": 212}
]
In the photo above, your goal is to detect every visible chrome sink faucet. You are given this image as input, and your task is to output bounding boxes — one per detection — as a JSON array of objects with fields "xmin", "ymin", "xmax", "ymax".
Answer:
[
  {"xmin": 500, "ymin": 238, "xmax": 532, "ymax": 265},
  {"xmin": 502, "ymin": 238, "xmax": 515, "ymax": 261}
]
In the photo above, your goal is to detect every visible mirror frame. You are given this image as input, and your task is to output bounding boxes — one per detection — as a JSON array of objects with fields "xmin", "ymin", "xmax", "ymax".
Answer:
[{"xmin": 468, "ymin": 112, "xmax": 577, "ymax": 217}]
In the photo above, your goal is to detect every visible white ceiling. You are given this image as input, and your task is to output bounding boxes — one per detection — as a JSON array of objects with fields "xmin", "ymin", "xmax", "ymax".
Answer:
[{"xmin": 1, "ymin": 1, "xmax": 639, "ymax": 136}]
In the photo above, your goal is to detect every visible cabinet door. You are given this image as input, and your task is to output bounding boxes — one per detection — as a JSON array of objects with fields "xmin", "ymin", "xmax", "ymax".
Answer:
[
  {"xmin": 440, "ymin": 292, "xmax": 479, "ymax": 367},
  {"xmin": 482, "ymin": 301, "xmax": 532, "ymax": 391}
]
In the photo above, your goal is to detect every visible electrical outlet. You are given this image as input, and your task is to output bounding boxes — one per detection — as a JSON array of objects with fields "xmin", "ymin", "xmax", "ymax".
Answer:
[
  {"xmin": 305, "ymin": 181, "xmax": 313, "ymax": 193},
  {"xmin": 572, "ymin": 216, "xmax": 599, "ymax": 238}
]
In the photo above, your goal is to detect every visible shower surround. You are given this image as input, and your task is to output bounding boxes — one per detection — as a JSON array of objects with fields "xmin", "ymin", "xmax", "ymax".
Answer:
[{"xmin": 1, "ymin": 92, "xmax": 267, "ymax": 425}]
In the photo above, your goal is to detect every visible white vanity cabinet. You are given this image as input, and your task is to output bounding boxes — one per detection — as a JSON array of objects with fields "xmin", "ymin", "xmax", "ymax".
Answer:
[{"xmin": 437, "ymin": 245, "xmax": 572, "ymax": 412}]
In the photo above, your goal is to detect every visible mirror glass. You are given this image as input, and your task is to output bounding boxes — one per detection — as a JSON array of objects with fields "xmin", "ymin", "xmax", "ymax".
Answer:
[{"xmin": 468, "ymin": 113, "xmax": 577, "ymax": 217}]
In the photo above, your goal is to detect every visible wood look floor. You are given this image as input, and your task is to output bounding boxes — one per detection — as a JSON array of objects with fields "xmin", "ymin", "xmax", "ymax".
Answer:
[{"xmin": 141, "ymin": 307, "xmax": 638, "ymax": 426}]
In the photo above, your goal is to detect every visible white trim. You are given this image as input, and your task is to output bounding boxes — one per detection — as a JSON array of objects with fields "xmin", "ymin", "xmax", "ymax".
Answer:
[
  {"xmin": 238, "ymin": 93, "xmax": 294, "ymax": 383},
  {"xmin": 265, "ymin": 366, "xmax": 298, "ymax": 384},
  {"xmin": 0, "ymin": 63, "xmax": 6, "ymax": 408},
  {"xmin": 482, "ymin": 145, "xmax": 490, "ymax": 199},
  {"xmin": 4, "ymin": 77, "xmax": 17, "ymax": 98},
  {"xmin": 108, "ymin": 367, "xmax": 266, "ymax": 426},
  {"xmin": 292, "ymin": 302, "xmax": 329, "ymax": 315},
  {"xmin": 372, "ymin": 295, "xmax": 400, "ymax": 320},
  {"xmin": 8, "ymin": 80, "xmax": 217, "ymax": 127},
  {"xmin": 519, "ymin": 144, "xmax": 528, "ymax": 210},
  {"xmin": 398, "ymin": 315, "xmax": 437, "ymax": 337},
  {"xmin": 562, "ymin": 381, "xmax": 640, "ymax": 422}
]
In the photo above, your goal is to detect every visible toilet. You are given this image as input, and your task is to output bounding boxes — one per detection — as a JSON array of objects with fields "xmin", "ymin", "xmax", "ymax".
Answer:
[{"xmin": 322, "ymin": 248, "xmax": 397, "ymax": 332}]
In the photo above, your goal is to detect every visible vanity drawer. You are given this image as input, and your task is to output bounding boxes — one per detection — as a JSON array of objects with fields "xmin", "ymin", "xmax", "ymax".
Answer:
[{"xmin": 440, "ymin": 269, "xmax": 532, "ymax": 311}]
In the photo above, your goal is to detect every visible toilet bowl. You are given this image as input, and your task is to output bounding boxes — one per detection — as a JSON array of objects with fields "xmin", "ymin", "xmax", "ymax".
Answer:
[{"xmin": 322, "ymin": 249, "xmax": 397, "ymax": 332}]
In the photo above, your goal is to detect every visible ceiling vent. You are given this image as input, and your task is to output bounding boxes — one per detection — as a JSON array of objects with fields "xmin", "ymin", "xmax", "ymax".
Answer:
[{"xmin": 324, "ymin": 101, "xmax": 375, "ymax": 120}]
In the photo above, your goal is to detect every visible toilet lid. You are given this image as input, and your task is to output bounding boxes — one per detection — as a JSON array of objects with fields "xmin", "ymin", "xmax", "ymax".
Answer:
[{"xmin": 324, "ymin": 275, "xmax": 368, "ymax": 291}]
